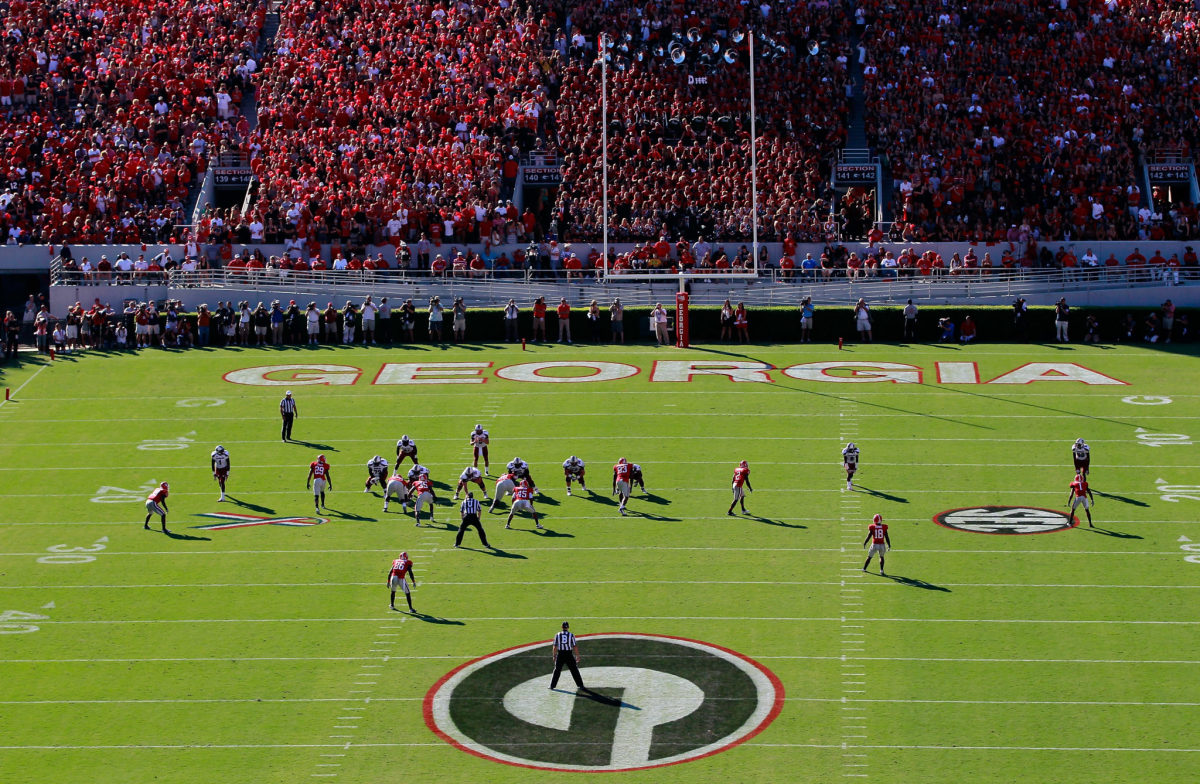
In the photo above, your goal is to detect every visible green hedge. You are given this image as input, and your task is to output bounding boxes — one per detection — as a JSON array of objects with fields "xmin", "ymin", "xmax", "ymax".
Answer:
[{"xmin": 159, "ymin": 304, "xmax": 1192, "ymax": 345}]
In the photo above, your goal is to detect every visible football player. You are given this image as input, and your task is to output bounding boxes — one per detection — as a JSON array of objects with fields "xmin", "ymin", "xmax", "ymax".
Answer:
[
  {"xmin": 210, "ymin": 445, "xmax": 230, "ymax": 502},
  {"xmin": 364, "ymin": 455, "xmax": 389, "ymax": 493},
  {"xmin": 455, "ymin": 465, "xmax": 490, "ymax": 500},
  {"xmin": 506, "ymin": 479, "xmax": 543, "ymax": 530},
  {"xmin": 563, "ymin": 455, "xmax": 586, "ymax": 495},
  {"xmin": 395, "ymin": 435, "xmax": 418, "ymax": 466},
  {"xmin": 412, "ymin": 474, "xmax": 437, "ymax": 527},
  {"xmin": 612, "ymin": 457, "xmax": 633, "ymax": 516},
  {"xmin": 630, "ymin": 462, "xmax": 646, "ymax": 494},
  {"xmin": 144, "ymin": 481, "xmax": 170, "ymax": 532},
  {"xmin": 1072, "ymin": 438, "xmax": 1090, "ymax": 478},
  {"xmin": 406, "ymin": 463, "xmax": 430, "ymax": 482},
  {"xmin": 1067, "ymin": 471, "xmax": 1095, "ymax": 527},
  {"xmin": 862, "ymin": 514, "xmax": 890, "ymax": 575},
  {"xmin": 842, "ymin": 442, "xmax": 860, "ymax": 491},
  {"xmin": 382, "ymin": 471, "xmax": 410, "ymax": 514},
  {"xmin": 506, "ymin": 456, "xmax": 536, "ymax": 490},
  {"xmin": 470, "ymin": 424, "xmax": 490, "ymax": 474},
  {"xmin": 490, "ymin": 471, "xmax": 517, "ymax": 513},
  {"xmin": 728, "ymin": 460, "xmax": 752, "ymax": 515},
  {"xmin": 387, "ymin": 552, "xmax": 417, "ymax": 612},
  {"xmin": 307, "ymin": 455, "xmax": 332, "ymax": 512}
]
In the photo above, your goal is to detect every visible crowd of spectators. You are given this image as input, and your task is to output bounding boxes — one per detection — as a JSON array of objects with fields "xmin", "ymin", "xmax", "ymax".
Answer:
[
  {"xmin": 0, "ymin": 1, "xmax": 265, "ymax": 245},
  {"xmin": 859, "ymin": 0, "xmax": 1200, "ymax": 244},
  {"xmin": 556, "ymin": 0, "xmax": 852, "ymax": 243}
]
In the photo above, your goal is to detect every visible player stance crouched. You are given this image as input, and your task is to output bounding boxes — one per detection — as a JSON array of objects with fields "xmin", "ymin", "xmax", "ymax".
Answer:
[
  {"xmin": 1072, "ymin": 438, "xmax": 1090, "ymax": 478},
  {"xmin": 211, "ymin": 445, "xmax": 230, "ymax": 502},
  {"xmin": 308, "ymin": 455, "xmax": 332, "ymax": 512},
  {"xmin": 364, "ymin": 455, "xmax": 389, "ymax": 493},
  {"xmin": 843, "ymin": 442, "xmax": 860, "ymax": 491},
  {"xmin": 863, "ymin": 514, "xmax": 890, "ymax": 575},
  {"xmin": 1067, "ymin": 471, "xmax": 1095, "ymax": 527},
  {"xmin": 728, "ymin": 460, "xmax": 752, "ymax": 515},
  {"xmin": 383, "ymin": 472, "xmax": 410, "ymax": 514},
  {"xmin": 387, "ymin": 552, "xmax": 416, "ymax": 612},
  {"xmin": 144, "ymin": 482, "xmax": 170, "ymax": 532},
  {"xmin": 412, "ymin": 475, "xmax": 437, "ymax": 527},
  {"xmin": 471, "ymin": 424, "xmax": 490, "ymax": 474},
  {"xmin": 630, "ymin": 462, "xmax": 647, "ymax": 494},
  {"xmin": 407, "ymin": 463, "xmax": 430, "ymax": 483},
  {"xmin": 455, "ymin": 466, "xmax": 489, "ymax": 501},
  {"xmin": 395, "ymin": 435, "xmax": 418, "ymax": 466},
  {"xmin": 490, "ymin": 472, "xmax": 517, "ymax": 512},
  {"xmin": 613, "ymin": 457, "xmax": 633, "ymax": 516},
  {"xmin": 506, "ymin": 456, "xmax": 536, "ymax": 489},
  {"xmin": 563, "ymin": 455, "xmax": 586, "ymax": 495},
  {"xmin": 506, "ymin": 479, "xmax": 543, "ymax": 530}
]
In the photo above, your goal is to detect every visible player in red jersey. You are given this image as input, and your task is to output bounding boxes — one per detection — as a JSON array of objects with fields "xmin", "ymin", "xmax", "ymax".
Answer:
[
  {"xmin": 307, "ymin": 455, "xmax": 332, "ymax": 512},
  {"xmin": 506, "ymin": 479, "xmax": 543, "ymax": 530},
  {"xmin": 387, "ymin": 551, "xmax": 417, "ymax": 612},
  {"xmin": 490, "ymin": 472, "xmax": 517, "ymax": 513},
  {"xmin": 144, "ymin": 482, "xmax": 170, "ymax": 532},
  {"xmin": 382, "ymin": 471, "xmax": 410, "ymax": 514},
  {"xmin": 728, "ymin": 460, "xmax": 753, "ymax": 515},
  {"xmin": 1067, "ymin": 471, "xmax": 1095, "ymax": 527},
  {"xmin": 612, "ymin": 457, "xmax": 632, "ymax": 515},
  {"xmin": 412, "ymin": 476, "xmax": 438, "ymax": 527},
  {"xmin": 862, "ymin": 513, "xmax": 891, "ymax": 575},
  {"xmin": 470, "ymin": 424, "xmax": 490, "ymax": 474},
  {"xmin": 211, "ymin": 445, "xmax": 230, "ymax": 502}
]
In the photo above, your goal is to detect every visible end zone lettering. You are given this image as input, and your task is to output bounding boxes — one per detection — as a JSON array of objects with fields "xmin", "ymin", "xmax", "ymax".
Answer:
[{"xmin": 223, "ymin": 361, "xmax": 1127, "ymax": 386}]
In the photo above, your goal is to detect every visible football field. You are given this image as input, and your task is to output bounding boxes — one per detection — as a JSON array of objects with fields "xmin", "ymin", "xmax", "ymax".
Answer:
[{"xmin": 1, "ymin": 341, "xmax": 1198, "ymax": 783}]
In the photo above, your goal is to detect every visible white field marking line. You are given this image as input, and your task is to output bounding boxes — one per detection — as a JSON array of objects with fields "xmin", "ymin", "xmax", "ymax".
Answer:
[
  {"xmin": 28, "ymin": 615, "xmax": 1200, "ymax": 626},
  {"xmin": 0, "ymin": 364, "xmax": 46, "ymax": 410},
  {"xmin": 0, "ymin": 546, "xmax": 1185, "ymax": 558},
  {"xmin": 838, "ymin": 401, "xmax": 867, "ymax": 780}
]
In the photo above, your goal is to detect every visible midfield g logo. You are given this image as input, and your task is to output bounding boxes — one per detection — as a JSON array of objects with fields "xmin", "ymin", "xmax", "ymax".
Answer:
[{"xmin": 424, "ymin": 633, "xmax": 783, "ymax": 772}]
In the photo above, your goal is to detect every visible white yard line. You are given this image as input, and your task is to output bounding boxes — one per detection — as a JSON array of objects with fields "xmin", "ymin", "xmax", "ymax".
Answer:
[
  {"xmin": 5, "ymin": 579, "xmax": 1198, "ymax": 590},
  {"xmin": 0, "ymin": 364, "xmax": 46, "ymax": 410},
  {"xmin": 9, "ymin": 460, "xmax": 1199, "ymax": 471},
  {"xmin": 26, "ymin": 615, "xmax": 1200, "ymax": 626},
  {"xmin": 0, "ymin": 546, "xmax": 1183, "ymax": 557}
]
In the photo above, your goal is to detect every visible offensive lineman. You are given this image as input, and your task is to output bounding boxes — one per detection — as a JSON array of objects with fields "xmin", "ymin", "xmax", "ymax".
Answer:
[
  {"xmin": 506, "ymin": 456, "xmax": 536, "ymax": 488},
  {"xmin": 307, "ymin": 455, "xmax": 332, "ymax": 512},
  {"xmin": 382, "ymin": 470, "xmax": 411, "ymax": 514},
  {"xmin": 1067, "ymin": 471, "xmax": 1095, "ymax": 527},
  {"xmin": 862, "ymin": 513, "xmax": 890, "ymax": 575},
  {"xmin": 1072, "ymin": 438, "xmax": 1090, "ymax": 478},
  {"xmin": 563, "ymin": 455, "xmax": 586, "ymax": 495},
  {"xmin": 406, "ymin": 463, "xmax": 430, "ymax": 482},
  {"xmin": 470, "ymin": 424, "xmax": 490, "ymax": 474},
  {"xmin": 412, "ymin": 474, "xmax": 437, "ymax": 526},
  {"xmin": 728, "ymin": 460, "xmax": 752, "ymax": 515},
  {"xmin": 144, "ymin": 481, "xmax": 170, "ymax": 532},
  {"xmin": 211, "ymin": 445, "xmax": 230, "ymax": 502},
  {"xmin": 843, "ymin": 442, "xmax": 860, "ymax": 490},
  {"xmin": 387, "ymin": 551, "xmax": 417, "ymax": 612},
  {"xmin": 454, "ymin": 465, "xmax": 490, "ymax": 500},
  {"xmin": 506, "ymin": 478, "xmax": 544, "ymax": 530},
  {"xmin": 364, "ymin": 455, "xmax": 389, "ymax": 493},
  {"xmin": 613, "ymin": 457, "xmax": 633, "ymax": 515},
  {"xmin": 396, "ymin": 435, "xmax": 418, "ymax": 466},
  {"xmin": 490, "ymin": 471, "xmax": 518, "ymax": 512}
]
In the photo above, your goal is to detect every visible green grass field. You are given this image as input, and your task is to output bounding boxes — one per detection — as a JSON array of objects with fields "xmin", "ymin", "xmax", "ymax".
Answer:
[{"xmin": 1, "ymin": 341, "xmax": 1199, "ymax": 783}]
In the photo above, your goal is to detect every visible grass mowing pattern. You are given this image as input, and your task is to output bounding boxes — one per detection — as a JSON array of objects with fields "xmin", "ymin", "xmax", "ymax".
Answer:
[{"xmin": 1, "ymin": 343, "xmax": 1199, "ymax": 783}]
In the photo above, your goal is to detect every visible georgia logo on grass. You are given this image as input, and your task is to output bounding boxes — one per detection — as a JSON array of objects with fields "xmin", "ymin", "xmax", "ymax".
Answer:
[
  {"xmin": 424, "ymin": 633, "xmax": 783, "ymax": 772},
  {"xmin": 934, "ymin": 506, "xmax": 1077, "ymax": 535},
  {"xmin": 191, "ymin": 512, "xmax": 328, "ymax": 530}
]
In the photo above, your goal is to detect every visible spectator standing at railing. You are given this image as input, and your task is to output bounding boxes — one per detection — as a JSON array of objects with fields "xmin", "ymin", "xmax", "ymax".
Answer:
[{"xmin": 4, "ymin": 311, "xmax": 19, "ymax": 361}]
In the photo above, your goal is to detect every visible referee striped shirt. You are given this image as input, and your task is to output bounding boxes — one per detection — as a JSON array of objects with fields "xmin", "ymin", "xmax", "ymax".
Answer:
[
  {"xmin": 554, "ymin": 630, "xmax": 576, "ymax": 651},
  {"xmin": 460, "ymin": 497, "xmax": 482, "ymax": 517},
  {"xmin": 279, "ymin": 396, "xmax": 297, "ymax": 414}
]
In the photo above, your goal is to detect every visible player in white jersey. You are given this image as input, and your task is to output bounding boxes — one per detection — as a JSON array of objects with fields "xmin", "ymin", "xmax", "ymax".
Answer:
[
  {"xmin": 1072, "ymin": 438, "xmax": 1090, "ymax": 478},
  {"xmin": 470, "ymin": 424, "xmax": 490, "ymax": 474},
  {"xmin": 395, "ymin": 435, "xmax": 418, "ymax": 466},
  {"xmin": 210, "ymin": 445, "xmax": 231, "ymax": 501},
  {"xmin": 382, "ymin": 472, "xmax": 411, "ymax": 514},
  {"xmin": 489, "ymin": 472, "xmax": 517, "ymax": 513},
  {"xmin": 506, "ymin": 457, "xmax": 536, "ymax": 489},
  {"xmin": 364, "ymin": 455, "xmax": 389, "ymax": 493},
  {"xmin": 630, "ymin": 463, "xmax": 646, "ymax": 494},
  {"xmin": 454, "ymin": 466, "xmax": 490, "ymax": 500},
  {"xmin": 562, "ymin": 456, "xmax": 586, "ymax": 495},
  {"xmin": 842, "ymin": 442, "xmax": 860, "ymax": 490},
  {"xmin": 407, "ymin": 463, "xmax": 430, "ymax": 482}
]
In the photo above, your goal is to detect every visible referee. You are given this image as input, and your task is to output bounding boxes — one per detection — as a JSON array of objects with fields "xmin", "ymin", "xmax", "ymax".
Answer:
[
  {"xmin": 454, "ymin": 492, "xmax": 490, "ymax": 548},
  {"xmin": 279, "ymin": 390, "xmax": 297, "ymax": 441},
  {"xmin": 549, "ymin": 622, "xmax": 586, "ymax": 690}
]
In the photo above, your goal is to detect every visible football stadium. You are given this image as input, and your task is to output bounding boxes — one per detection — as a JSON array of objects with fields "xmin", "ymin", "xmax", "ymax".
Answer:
[{"xmin": 2, "ymin": 2, "xmax": 1200, "ymax": 783}]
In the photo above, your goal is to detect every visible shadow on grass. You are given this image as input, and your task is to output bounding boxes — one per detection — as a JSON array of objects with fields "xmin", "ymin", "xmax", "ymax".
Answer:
[
  {"xmin": 324, "ymin": 508, "xmax": 374, "ymax": 521},
  {"xmin": 164, "ymin": 529, "xmax": 212, "ymax": 542},
  {"xmin": 1082, "ymin": 525, "xmax": 1144, "ymax": 540},
  {"xmin": 1093, "ymin": 490, "xmax": 1151, "ymax": 508},
  {"xmin": 884, "ymin": 573, "xmax": 951, "ymax": 592},
  {"xmin": 287, "ymin": 439, "xmax": 338, "ymax": 451},
  {"xmin": 854, "ymin": 485, "xmax": 909, "ymax": 504},
  {"xmin": 402, "ymin": 610, "xmax": 464, "ymax": 625},
  {"xmin": 225, "ymin": 496, "xmax": 275, "ymax": 514},
  {"xmin": 628, "ymin": 511, "xmax": 681, "ymax": 522},
  {"xmin": 739, "ymin": 514, "xmax": 807, "ymax": 529},
  {"xmin": 640, "ymin": 492, "xmax": 670, "ymax": 505}
]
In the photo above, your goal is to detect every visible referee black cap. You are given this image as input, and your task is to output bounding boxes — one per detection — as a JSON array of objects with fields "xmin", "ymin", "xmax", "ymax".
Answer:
[{"xmin": 562, "ymin": 621, "xmax": 570, "ymax": 629}]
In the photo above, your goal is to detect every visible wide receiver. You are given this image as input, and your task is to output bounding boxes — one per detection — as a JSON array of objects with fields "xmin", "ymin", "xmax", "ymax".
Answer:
[
  {"xmin": 842, "ymin": 442, "xmax": 860, "ymax": 491},
  {"xmin": 211, "ymin": 445, "xmax": 230, "ymax": 502},
  {"xmin": 387, "ymin": 551, "xmax": 417, "ymax": 612},
  {"xmin": 563, "ymin": 455, "xmax": 586, "ymax": 495},
  {"xmin": 728, "ymin": 460, "xmax": 752, "ymax": 515},
  {"xmin": 396, "ymin": 435, "xmax": 418, "ymax": 466},
  {"xmin": 1067, "ymin": 471, "xmax": 1096, "ymax": 527},
  {"xmin": 470, "ymin": 424, "xmax": 490, "ymax": 474},
  {"xmin": 1072, "ymin": 438, "xmax": 1090, "ymax": 478},
  {"xmin": 307, "ymin": 455, "xmax": 332, "ymax": 512},
  {"xmin": 144, "ymin": 481, "xmax": 170, "ymax": 532},
  {"xmin": 364, "ymin": 455, "xmax": 389, "ymax": 493},
  {"xmin": 862, "ymin": 513, "xmax": 890, "ymax": 575},
  {"xmin": 454, "ymin": 465, "xmax": 490, "ymax": 500}
]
